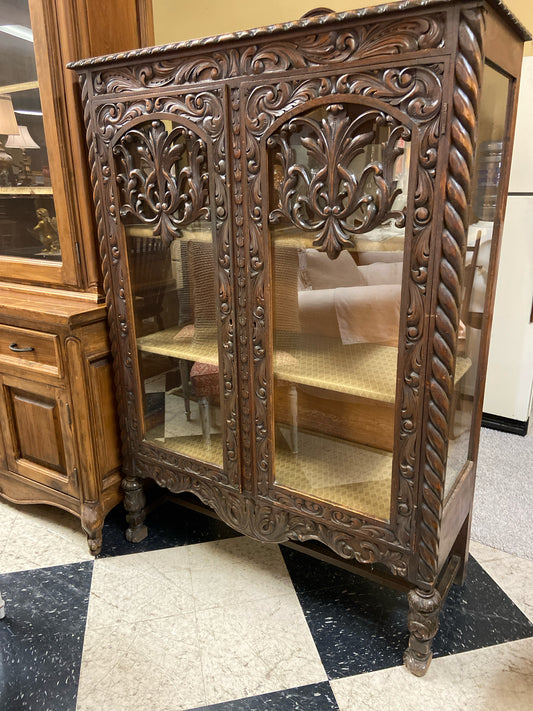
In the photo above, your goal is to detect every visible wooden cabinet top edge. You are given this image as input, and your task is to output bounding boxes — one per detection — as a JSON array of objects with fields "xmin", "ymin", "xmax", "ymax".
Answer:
[
  {"xmin": 0, "ymin": 284, "xmax": 107, "ymax": 326},
  {"xmin": 67, "ymin": 0, "xmax": 530, "ymax": 74}
]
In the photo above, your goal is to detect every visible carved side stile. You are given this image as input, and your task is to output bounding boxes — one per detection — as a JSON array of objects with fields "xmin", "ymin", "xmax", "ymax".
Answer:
[{"xmin": 417, "ymin": 8, "xmax": 485, "ymax": 588}]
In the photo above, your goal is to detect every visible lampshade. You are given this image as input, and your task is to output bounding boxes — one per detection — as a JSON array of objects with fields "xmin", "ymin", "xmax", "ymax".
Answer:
[
  {"xmin": 6, "ymin": 125, "xmax": 39, "ymax": 149},
  {"xmin": 0, "ymin": 95, "xmax": 19, "ymax": 135}
]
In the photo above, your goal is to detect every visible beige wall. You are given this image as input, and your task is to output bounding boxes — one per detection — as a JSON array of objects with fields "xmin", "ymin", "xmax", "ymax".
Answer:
[
  {"xmin": 152, "ymin": 0, "xmax": 532, "ymax": 53},
  {"xmin": 511, "ymin": 0, "xmax": 533, "ymax": 55}
]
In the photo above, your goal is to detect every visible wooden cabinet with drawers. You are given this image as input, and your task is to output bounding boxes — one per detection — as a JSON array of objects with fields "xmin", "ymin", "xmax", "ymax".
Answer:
[
  {"xmin": 0, "ymin": 1, "xmax": 150, "ymax": 552},
  {"xmin": 0, "ymin": 288, "xmax": 121, "ymax": 554}
]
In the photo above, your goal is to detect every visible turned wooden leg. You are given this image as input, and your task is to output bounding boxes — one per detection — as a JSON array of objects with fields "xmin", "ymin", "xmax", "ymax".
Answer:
[
  {"xmin": 80, "ymin": 501, "xmax": 104, "ymax": 556},
  {"xmin": 404, "ymin": 587, "xmax": 442, "ymax": 676},
  {"xmin": 122, "ymin": 475, "xmax": 148, "ymax": 543}
]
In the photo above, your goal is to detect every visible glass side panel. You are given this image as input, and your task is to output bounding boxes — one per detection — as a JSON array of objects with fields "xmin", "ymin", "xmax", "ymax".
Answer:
[
  {"xmin": 0, "ymin": 0, "xmax": 59, "ymax": 261},
  {"xmin": 268, "ymin": 103, "xmax": 411, "ymax": 520},
  {"xmin": 114, "ymin": 119, "xmax": 222, "ymax": 467},
  {"xmin": 445, "ymin": 65, "xmax": 511, "ymax": 496}
]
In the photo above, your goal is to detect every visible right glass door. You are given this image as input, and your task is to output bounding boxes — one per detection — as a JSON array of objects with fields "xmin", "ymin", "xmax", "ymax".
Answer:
[{"xmin": 267, "ymin": 102, "xmax": 411, "ymax": 521}]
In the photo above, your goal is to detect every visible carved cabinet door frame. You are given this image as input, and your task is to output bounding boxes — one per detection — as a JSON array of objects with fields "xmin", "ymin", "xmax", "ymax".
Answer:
[
  {"xmin": 238, "ymin": 54, "xmax": 450, "ymax": 578},
  {"xmin": 84, "ymin": 82, "xmax": 242, "ymax": 491}
]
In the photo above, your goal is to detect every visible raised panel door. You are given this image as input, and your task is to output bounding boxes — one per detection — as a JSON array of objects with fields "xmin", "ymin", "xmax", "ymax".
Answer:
[{"xmin": 0, "ymin": 374, "xmax": 77, "ymax": 496}]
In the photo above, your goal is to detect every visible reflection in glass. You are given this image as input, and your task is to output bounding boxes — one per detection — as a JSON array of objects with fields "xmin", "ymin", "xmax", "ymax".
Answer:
[
  {"xmin": 0, "ymin": 0, "xmax": 60, "ymax": 260},
  {"xmin": 268, "ymin": 104, "xmax": 410, "ymax": 520},
  {"xmin": 445, "ymin": 65, "xmax": 511, "ymax": 496},
  {"xmin": 115, "ymin": 119, "xmax": 222, "ymax": 466}
]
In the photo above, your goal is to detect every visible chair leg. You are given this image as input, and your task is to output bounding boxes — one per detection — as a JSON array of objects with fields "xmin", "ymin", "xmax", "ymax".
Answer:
[
  {"xmin": 288, "ymin": 384, "xmax": 298, "ymax": 454},
  {"xmin": 179, "ymin": 359, "xmax": 191, "ymax": 421},
  {"xmin": 198, "ymin": 396, "xmax": 211, "ymax": 445}
]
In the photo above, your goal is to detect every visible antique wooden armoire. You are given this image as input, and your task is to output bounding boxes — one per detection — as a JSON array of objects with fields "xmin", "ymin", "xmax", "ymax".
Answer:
[{"xmin": 71, "ymin": 0, "xmax": 529, "ymax": 674}]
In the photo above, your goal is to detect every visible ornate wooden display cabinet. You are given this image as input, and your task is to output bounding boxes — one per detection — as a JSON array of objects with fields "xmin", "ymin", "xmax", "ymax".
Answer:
[
  {"xmin": 0, "ymin": 0, "xmax": 151, "ymax": 553},
  {"xmin": 72, "ymin": 0, "xmax": 528, "ymax": 672}
]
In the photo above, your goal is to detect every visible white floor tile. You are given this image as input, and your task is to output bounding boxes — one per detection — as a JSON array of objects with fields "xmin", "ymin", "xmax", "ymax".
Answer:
[
  {"xmin": 0, "ymin": 500, "xmax": 92, "ymax": 572},
  {"xmin": 81, "ymin": 538, "xmax": 326, "ymax": 709},
  {"xmin": 197, "ymin": 592, "xmax": 327, "ymax": 705},
  {"xmin": 76, "ymin": 613, "xmax": 205, "ymax": 711},
  {"xmin": 331, "ymin": 638, "xmax": 533, "ymax": 711},
  {"xmin": 188, "ymin": 535, "xmax": 295, "ymax": 611},
  {"xmin": 87, "ymin": 546, "xmax": 193, "ymax": 628}
]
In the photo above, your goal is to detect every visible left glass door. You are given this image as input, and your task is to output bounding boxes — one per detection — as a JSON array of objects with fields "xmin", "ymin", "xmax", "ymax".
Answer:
[
  {"xmin": 113, "ymin": 118, "xmax": 224, "ymax": 468},
  {"xmin": 0, "ymin": 0, "xmax": 59, "ymax": 261}
]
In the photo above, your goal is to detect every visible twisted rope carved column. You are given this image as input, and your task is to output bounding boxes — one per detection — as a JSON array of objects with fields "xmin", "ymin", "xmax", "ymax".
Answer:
[{"xmin": 418, "ymin": 8, "xmax": 485, "ymax": 589}]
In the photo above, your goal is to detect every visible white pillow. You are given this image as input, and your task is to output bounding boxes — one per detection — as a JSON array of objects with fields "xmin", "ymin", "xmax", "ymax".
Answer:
[
  {"xmin": 302, "ymin": 249, "xmax": 365, "ymax": 290},
  {"xmin": 357, "ymin": 261, "xmax": 404, "ymax": 285}
]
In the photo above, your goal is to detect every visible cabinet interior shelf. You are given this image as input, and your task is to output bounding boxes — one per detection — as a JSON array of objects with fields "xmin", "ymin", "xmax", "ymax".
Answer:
[
  {"xmin": 0, "ymin": 186, "xmax": 53, "ymax": 196},
  {"xmin": 137, "ymin": 327, "xmax": 471, "ymax": 404}
]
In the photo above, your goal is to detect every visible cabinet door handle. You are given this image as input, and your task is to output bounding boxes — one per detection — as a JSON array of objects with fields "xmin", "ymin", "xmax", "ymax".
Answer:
[{"xmin": 9, "ymin": 342, "xmax": 35, "ymax": 353}]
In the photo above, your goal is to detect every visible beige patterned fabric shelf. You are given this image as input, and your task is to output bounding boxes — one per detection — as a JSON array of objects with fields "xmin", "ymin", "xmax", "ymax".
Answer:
[
  {"xmin": 276, "ymin": 428, "xmax": 392, "ymax": 520},
  {"xmin": 146, "ymin": 431, "xmax": 224, "ymax": 467},
  {"xmin": 138, "ymin": 327, "xmax": 472, "ymax": 405}
]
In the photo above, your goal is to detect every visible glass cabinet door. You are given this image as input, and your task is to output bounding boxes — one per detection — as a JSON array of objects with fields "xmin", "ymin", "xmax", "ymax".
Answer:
[
  {"xmin": 0, "ymin": 0, "xmax": 83, "ymax": 287},
  {"xmin": 0, "ymin": 0, "xmax": 59, "ymax": 261},
  {"xmin": 267, "ymin": 103, "xmax": 411, "ymax": 521},
  {"xmin": 445, "ymin": 63, "xmax": 513, "ymax": 496},
  {"xmin": 113, "ymin": 118, "xmax": 224, "ymax": 468}
]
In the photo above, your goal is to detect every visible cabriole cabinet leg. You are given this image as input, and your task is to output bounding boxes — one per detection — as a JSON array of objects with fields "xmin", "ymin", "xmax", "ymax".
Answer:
[
  {"xmin": 80, "ymin": 501, "xmax": 104, "ymax": 556},
  {"xmin": 404, "ymin": 587, "xmax": 442, "ymax": 677},
  {"xmin": 122, "ymin": 475, "xmax": 148, "ymax": 543}
]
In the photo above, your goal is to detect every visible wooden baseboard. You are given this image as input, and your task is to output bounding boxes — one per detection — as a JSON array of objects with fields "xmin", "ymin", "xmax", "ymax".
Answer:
[{"xmin": 481, "ymin": 412, "xmax": 529, "ymax": 436}]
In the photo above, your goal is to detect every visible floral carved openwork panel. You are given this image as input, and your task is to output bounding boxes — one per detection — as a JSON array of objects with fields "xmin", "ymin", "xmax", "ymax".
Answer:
[{"xmin": 268, "ymin": 105, "xmax": 411, "ymax": 259}]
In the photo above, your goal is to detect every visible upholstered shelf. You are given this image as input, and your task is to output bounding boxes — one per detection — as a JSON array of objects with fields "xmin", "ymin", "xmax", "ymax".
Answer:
[
  {"xmin": 138, "ymin": 327, "xmax": 471, "ymax": 405},
  {"xmin": 276, "ymin": 427, "xmax": 392, "ymax": 520},
  {"xmin": 0, "ymin": 186, "xmax": 53, "ymax": 195}
]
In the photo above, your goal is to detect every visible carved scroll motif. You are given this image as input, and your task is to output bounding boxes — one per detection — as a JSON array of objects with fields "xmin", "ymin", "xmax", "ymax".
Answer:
[
  {"xmin": 268, "ymin": 105, "xmax": 411, "ymax": 259},
  {"xmin": 135, "ymin": 452, "xmax": 409, "ymax": 576},
  {"xmin": 112, "ymin": 121, "xmax": 210, "ymax": 247},
  {"xmin": 417, "ymin": 8, "xmax": 485, "ymax": 589},
  {"xmin": 89, "ymin": 13, "xmax": 445, "ymax": 93}
]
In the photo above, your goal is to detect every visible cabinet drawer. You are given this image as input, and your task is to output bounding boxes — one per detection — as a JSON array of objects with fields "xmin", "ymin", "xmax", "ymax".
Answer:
[{"xmin": 0, "ymin": 325, "xmax": 60, "ymax": 376}]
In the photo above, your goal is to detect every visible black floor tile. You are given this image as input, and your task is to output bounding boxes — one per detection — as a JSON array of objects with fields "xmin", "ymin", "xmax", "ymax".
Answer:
[
  {"xmin": 99, "ymin": 498, "xmax": 241, "ymax": 557},
  {"xmin": 188, "ymin": 682, "xmax": 339, "ymax": 710},
  {"xmin": 0, "ymin": 630, "xmax": 84, "ymax": 711},
  {"xmin": 0, "ymin": 563, "xmax": 93, "ymax": 711},
  {"xmin": 433, "ymin": 559, "xmax": 533, "ymax": 657},
  {"xmin": 281, "ymin": 547, "xmax": 533, "ymax": 678}
]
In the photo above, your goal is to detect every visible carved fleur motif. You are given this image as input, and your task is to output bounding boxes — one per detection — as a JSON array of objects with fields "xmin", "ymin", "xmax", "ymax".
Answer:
[
  {"xmin": 268, "ymin": 104, "xmax": 411, "ymax": 259},
  {"xmin": 113, "ymin": 119, "xmax": 210, "ymax": 246}
]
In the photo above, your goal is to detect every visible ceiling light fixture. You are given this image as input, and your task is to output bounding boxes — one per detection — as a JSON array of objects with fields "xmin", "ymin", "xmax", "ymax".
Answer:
[{"xmin": 0, "ymin": 24, "xmax": 34, "ymax": 43}]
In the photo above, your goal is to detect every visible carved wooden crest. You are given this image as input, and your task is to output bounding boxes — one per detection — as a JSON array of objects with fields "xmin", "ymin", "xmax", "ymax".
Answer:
[
  {"xmin": 268, "ymin": 104, "xmax": 410, "ymax": 258},
  {"xmin": 112, "ymin": 120, "xmax": 210, "ymax": 246}
]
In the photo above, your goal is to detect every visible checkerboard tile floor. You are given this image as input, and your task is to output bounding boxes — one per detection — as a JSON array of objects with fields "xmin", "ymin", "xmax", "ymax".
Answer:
[{"xmin": 0, "ymin": 497, "xmax": 532, "ymax": 710}]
